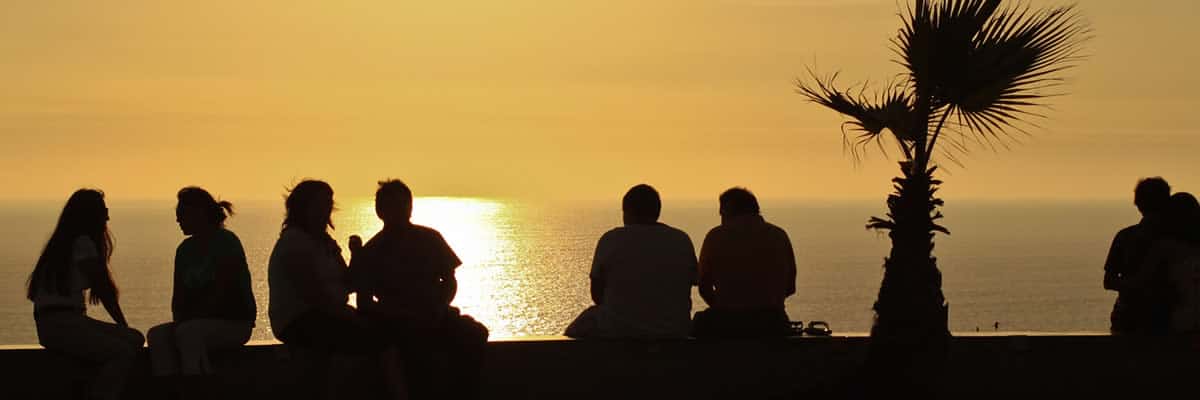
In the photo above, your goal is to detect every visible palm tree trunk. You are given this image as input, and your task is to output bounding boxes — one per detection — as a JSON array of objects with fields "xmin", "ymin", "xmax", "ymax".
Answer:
[{"xmin": 865, "ymin": 95, "xmax": 950, "ymax": 396}]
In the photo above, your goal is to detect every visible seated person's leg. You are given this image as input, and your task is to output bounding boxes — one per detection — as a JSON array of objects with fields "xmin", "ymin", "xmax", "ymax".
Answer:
[
  {"xmin": 175, "ymin": 319, "xmax": 254, "ymax": 376},
  {"xmin": 563, "ymin": 306, "xmax": 600, "ymax": 338},
  {"xmin": 444, "ymin": 314, "xmax": 489, "ymax": 400},
  {"xmin": 147, "ymin": 322, "xmax": 180, "ymax": 377}
]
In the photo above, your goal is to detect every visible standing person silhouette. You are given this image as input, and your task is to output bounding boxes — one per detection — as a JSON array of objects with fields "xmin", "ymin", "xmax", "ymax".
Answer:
[
  {"xmin": 27, "ymin": 189, "xmax": 144, "ymax": 400},
  {"xmin": 1104, "ymin": 177, "xmax": 1171, "ymax": 335},
  {"xmin": 147, "ymin": 187, "xmax": 255, "ymax": 398}
]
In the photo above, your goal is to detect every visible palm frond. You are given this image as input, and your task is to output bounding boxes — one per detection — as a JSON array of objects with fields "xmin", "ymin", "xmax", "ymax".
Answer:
[
  {"xmin": 949, "ymin": 2, "xmax": 1090, "ymax": 144},
  {"xmin": 894, "ymin": 0, "xmax": 1002, "ymax": 101},
  {"xmin": 796, "ymin": 70, "xmax": 917, "ymax": 161}
]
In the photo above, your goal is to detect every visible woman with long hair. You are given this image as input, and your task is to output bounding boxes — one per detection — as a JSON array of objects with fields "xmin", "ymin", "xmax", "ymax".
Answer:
[
  {"xmin": 27, "ymin": 189, "xmax": 144, "ymax": 400},
  {"xmin": 147, "ymin": 187, "xmax": 256, "ymax": 393},
  {"xmin": 267, "ymin": 180, "xmax": 383, "ymax": 398},
  {"xmin": 268, "ymin": 179, "xmax": 370, "ymax": 348},
  {"xmin": 1132, "ymin": 192, "xmax": 1200, "ymax": 334}
]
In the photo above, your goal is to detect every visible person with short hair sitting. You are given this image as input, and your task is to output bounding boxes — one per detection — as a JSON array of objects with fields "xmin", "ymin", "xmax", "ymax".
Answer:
[
  {"xmin": 349, "ymin": 179, "xmax": 489, "ymax": 400},
  {"xmin": 693, "ymin": 187, "xmax": 797, "ymax": 338},
  {"xmin": 565, "ymin": 184, "xmax": 698, "ymax": 339}
]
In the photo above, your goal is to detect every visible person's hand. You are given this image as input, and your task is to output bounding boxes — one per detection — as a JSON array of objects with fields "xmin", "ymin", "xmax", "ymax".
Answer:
[{"xmin": 349, "ymin": 235, "xmax": 363, "ymax": 254}]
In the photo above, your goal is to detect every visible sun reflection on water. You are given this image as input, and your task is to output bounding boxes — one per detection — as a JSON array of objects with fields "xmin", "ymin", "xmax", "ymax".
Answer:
[{"xmin": 334, "ymin": 197, "xmax": 524, "ymax": 338}]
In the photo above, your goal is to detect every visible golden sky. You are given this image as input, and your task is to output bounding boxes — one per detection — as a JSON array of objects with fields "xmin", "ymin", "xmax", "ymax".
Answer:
[{"xmin": 1, "ymin": 0, "xmax": 1197, "ymax": 202}]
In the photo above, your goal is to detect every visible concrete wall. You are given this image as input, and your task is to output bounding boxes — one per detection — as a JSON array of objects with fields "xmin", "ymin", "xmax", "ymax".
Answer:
[{"xmin": 3, "ymin": 335, "xmax": 1199, "ymax": 399}]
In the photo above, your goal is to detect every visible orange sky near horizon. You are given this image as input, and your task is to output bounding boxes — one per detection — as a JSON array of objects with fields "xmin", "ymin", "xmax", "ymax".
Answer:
[{"xmin": 1, "ymin": 0, "xmax": 1197, "ymax": 203}]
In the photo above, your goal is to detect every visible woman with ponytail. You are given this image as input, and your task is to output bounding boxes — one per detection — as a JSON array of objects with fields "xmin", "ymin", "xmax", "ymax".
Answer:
[
  {"xmin": 147, "ymin": 187, "xmax": 256, "ymax": 389},
  {"xmin": 27, "ymin": 189, "xmax": 143, "ymax": 400}
]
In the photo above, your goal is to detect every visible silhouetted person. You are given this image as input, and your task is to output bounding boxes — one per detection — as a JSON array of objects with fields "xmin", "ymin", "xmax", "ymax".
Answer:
[
  {"xmin": 348, "ymin": 179, "xmax": 489, "ymax": 400},
  {"xmin": 564, "ymin": 184, "xmax": 698, "ymax": 339},
  {"xmin": 1128, "ymin": 193, "xmax": 1200, "ymax": 334},
  {"xmin": 26, "ymin": 189, "xmax": 144, "ymax": 400},
  {"xmin": 268, "ymin": 180, "xmax": 375, "ymax": 398},
  {"xmin": 1104, "ymin": 177, "xmax": 1171, "ymax": 335},
  {"xmin": 692, "ymin": 188, "xmax": 797, "ymax": 338},
  {"xmin": 147, "ymin": 187, "xmax": 255, "ymax": 397}
]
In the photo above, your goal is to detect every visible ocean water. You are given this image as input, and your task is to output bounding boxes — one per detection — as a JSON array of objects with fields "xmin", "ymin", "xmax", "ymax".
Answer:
[{"xmin": 0, "ymin": 198, "xmax": 1130, "ymax": 345}]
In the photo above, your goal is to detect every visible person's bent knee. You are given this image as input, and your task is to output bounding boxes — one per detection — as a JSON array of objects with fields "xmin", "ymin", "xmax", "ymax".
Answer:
[
  {"xmin": 125, "ymin": 328, "xmax": 147, "ymax": 347},
  {"xmin": 173, "ymin": 321, "xmax": 203, "ymax": 346},
  {"xmin": 147, "ymin": 323, "xmax": 174, "ymax": 346}
]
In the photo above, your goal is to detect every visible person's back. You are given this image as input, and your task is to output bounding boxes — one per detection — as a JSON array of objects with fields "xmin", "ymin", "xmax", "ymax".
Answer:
[
  {"xmin": 352, "ymin": 223, "xmax": 460, "ymax": 323},
  {"xmin": 1157, "ymin": 192, "xmax": 1200, "ymax": 334},
  {"xmin": 1161, "ymin": 240, "xmax": 1200, "ymax": 333},
  {"xmin": 699, "ymin": 216, "xmax": 795, "ymax": 310},
  {"xmin": 565, "ymin": 184, "xmax": 698, "ymax": 339},
  {"xmin": 591, "ymin": 223, "xmax": 697, "ymax": 338},
  {"xmin": 694, "ymin": 188, "xmax": 796, "ymax": 338}
]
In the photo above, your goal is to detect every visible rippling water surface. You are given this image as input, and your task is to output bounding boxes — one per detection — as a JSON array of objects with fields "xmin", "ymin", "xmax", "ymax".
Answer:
[{"xmin": 0, "ymin": 198, "xmax": 1129, "ymax": 344}]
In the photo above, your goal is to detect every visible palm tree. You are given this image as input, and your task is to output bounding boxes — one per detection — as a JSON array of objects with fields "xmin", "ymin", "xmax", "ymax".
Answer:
[{"xmin": 797, "ymin": 0, "xmax": 1088, "ymax": 392}]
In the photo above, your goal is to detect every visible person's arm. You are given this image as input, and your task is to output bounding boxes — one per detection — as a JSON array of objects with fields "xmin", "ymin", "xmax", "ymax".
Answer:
[
  {"xmin": 79, "ymin": 258, "xmax": 129, "ymax": 326},
  {"xmin": 437, "ymin": 233, "xmax": 462, "ymax": 306},
  {"xmin": 1102, "ymin": 232, "xmax": 1126, "ymax": 291},
  {"xmin": 441, "ymin": 271, "xmax": 458, "ymax": 306},
  {"xmin": 589, "ymin": 234, "xmax": 609, "ymax": 305},
  {"xmin": 697, "ymin": 231, "xmax": 719, "ymax": 307},
  {"xmin": 781, "ymin": 231, "xmax": 797, "ymax": 297},
  {"xmin": 684, "ymin": 233, "xmax": 699, "ymax": 286},
  {"xmin": 170, "ymin": 250, "xmax": 184, "ymax": 322}
]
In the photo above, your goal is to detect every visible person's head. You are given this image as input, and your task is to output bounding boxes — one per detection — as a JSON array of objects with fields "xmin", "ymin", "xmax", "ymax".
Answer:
[
  {"xmin": 27, "ymin": 189, "xmax": 114, "ymax": 301},
  {"xmin": 375, "ymin": 179, "xmax": 414, "ymax": 226},
  {"xmin": 1134, "ymin": 177, "xmax": 1171, "ymax": 216},
  {"xmin": 176, "ymin": 187, "xmax": 234, "ymax": 236},
  {"xmin": 1167, "ymin": 192, "xmax": 1200, "ymax": 243},
  {"xmin": 719, "ymin": 187, "xmax": 760, "ymax": 221},
  {"xmin": 283, "ymin": 180, "xmax": 335, "ymax": 235},
  {"xmin": 622, "ymin": 184, "xmax": 661, "ymax": 225}
]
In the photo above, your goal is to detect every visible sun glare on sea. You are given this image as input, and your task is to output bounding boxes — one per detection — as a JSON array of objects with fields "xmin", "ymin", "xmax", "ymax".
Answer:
[{"xmin": 334, "ymin": 197, "xmax": 522, "ymax": 338}]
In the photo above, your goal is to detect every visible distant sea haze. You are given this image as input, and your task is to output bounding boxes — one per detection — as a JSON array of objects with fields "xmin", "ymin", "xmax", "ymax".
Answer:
[{"xmin": 0, "ymin": 198, "xmax": 1128, "ymax": 345}]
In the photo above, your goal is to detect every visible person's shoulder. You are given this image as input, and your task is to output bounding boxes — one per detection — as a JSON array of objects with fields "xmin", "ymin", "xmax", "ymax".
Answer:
[
  {"xmin": 764, "ymin": 220, "xmax": 790, "ymax": 236},
  {"xmin": 1114, "ymin": 224, "xmax": 1145, "ymax": 241},
  {"xmin": 603, "ymin": 225, "xmax": 629, "ymax": 235},
  {"xmin": 598, "ymin": 226, "xmax": 630, "ymax": 241},
  {"xmin": 652, "ymin": 223, "xmax": 693, "ymax": 241},
  {"xmin": 362, "ymin": 231, "xmax": 387, "ymax": 249},
  {"xmin": 275, "ymin": 228, "xmax": 315, "ymax": 251},
  {"xmin": 410, "ymin": 224, "xmax": 448, "ymax": 241},
  {"xmin": 216, "ymin": 228, "xmax": 244, "ymax": 246},
  {"xmin": 703, "ymin": 224, "xmax": 727, "ymax": 239}
]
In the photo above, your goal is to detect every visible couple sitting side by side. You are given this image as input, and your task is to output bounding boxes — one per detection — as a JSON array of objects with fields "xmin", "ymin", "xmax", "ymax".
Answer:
[
  {"xmin": 1105, "ymin": 177, "xmax": 1200, "ymax": 335},
  {"xmin": 565, "ymin": 185, "xmax": 797, "ymax": 339},
  {"xmin": 267, "ymin": 179, "xmax": 487, "ymax": 400}
]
